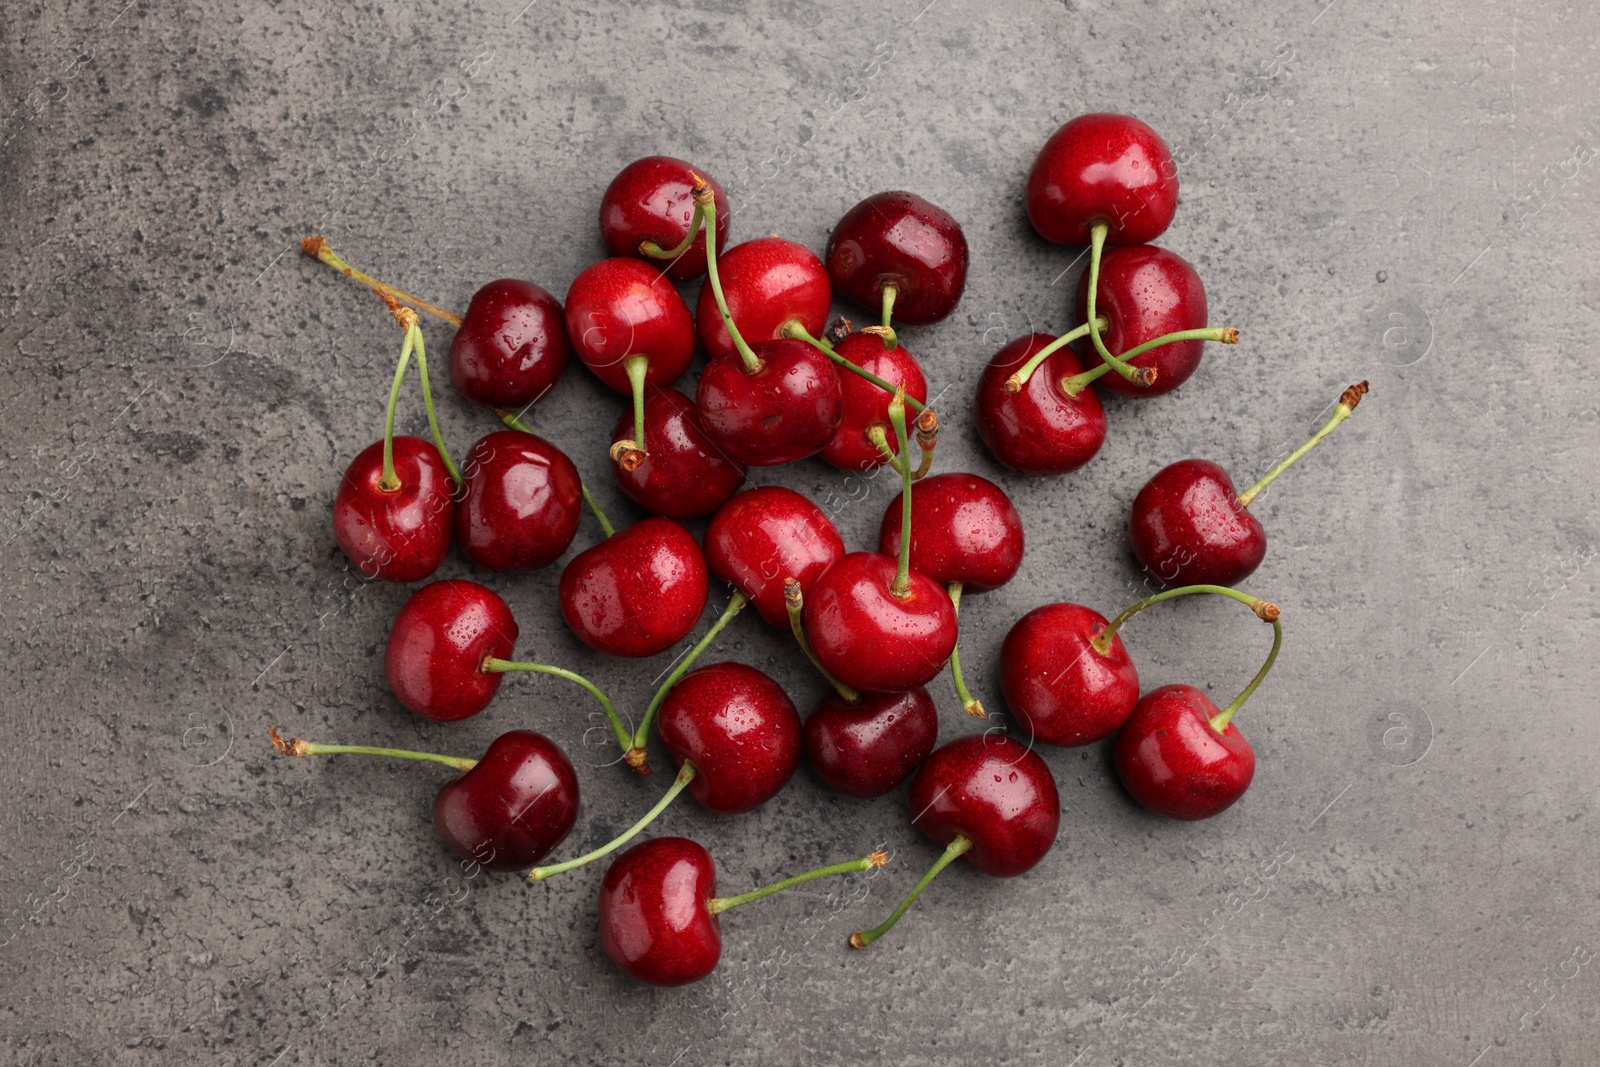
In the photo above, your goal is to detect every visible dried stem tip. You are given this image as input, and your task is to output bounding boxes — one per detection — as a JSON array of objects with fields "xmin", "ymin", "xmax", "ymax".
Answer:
[
  {"xmin": 268, "ymin": 726, "xmax": 309, "ymax": 758},
  {"xmin": 1220, "ymin": 327, "xmax": 1240, "ymax": 344},
  {"xmin": 1340, "ymin": 381, "xmax": 1370, "ymax": 410},
  {"xmin": 609, "ymin": 440, "xmax": 646, "ymax": 472},
  {"xmin": 860, "ymin": 325, "xmax": 894, "ymax": 341},
  {"xmin": 690, "ymin": 172, "xmax": 713, "ymax": 205},
  {"xmin": 783, "ymin": 577, "xmax": 804, "ymax": 609},
  {"xmin": 825, "ymin": 317, "xmax": 854, "ymax": 344},
  {"xmin": 1253, "ymin": 600, "xmax": 1281, "ymax": 623},
  {"xmin": 866, "ymin": 850, "xmax": 889, "ymax": 868},
  {"xmin": 300, "ymin": 235, "xmax": 327, "ymax": 258},
  {"xmin": 914, "ymin": 408, "xmax": 939, "ymax": 449},
  {"xmin": 623, "ymin": 747, "xmax": 652, "ymax": 776},
  {"xmin": 849, "ymin": 931, "xmax": 869, "ymax": 949}
]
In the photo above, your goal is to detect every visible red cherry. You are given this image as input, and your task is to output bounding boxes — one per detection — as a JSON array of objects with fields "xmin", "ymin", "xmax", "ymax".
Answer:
[
  {"xmin": 803, "ymin": 687, "xmax": 937, "ymax": 798},
  {"xmin": 559, "ymin": 517, "xmax": 709, "ymax": 657},
  {"xmin": 825, "ymin": 190, "xmax": 969, "ymax": 325},
  {"xmin": 385, "ymin": 579, "xmax": 517, "ymax": 721},
  {"xmin": 599, "ymin": 157, "xmax": 730, "ymax": 282},
  {"xmin": 1026, "ymin": 113, "xmax": 1178, "ymax": 246},
  {"xmin": 694, "ymin": 237, "xmax": 831, "ymax": 357},
  {"xmin": 598, "ymin": 837, "xmax": 723, "ymax": 986},
  {"xmin": 820, "ymin": 334, "xmax": 928, "ymax": 471},
  {"xmin": 453, "ymin": 430, "xmax": 582, "ymax": 572},
  {"xmin": 1113, "ymin": 684, "xmax": 1256, "ymax": 820},
  {"xmin": 803, "ymin": 552, "xmax": 957, "ymax": 693},
  {"xmin": 999, "ymin": 603, "xmax": 1140, "ymax": 746},
  {"xmin": 1073, "ymin": 245, "xmax": 1207, "ymax": 397},
  {"xmin": 877, "ymin": 472, "xmax": 1023, "ymax": 593},
  {"xmin": 696, "ymin": 338, "xmax": 843, "ymax": 466},
  {"xmin": 448, "ymin": 279, "xmax": 570, "ymax": 408},
  {"xmin": 656, "ymin": 662, "xmax": 802, "ymax": 813},
  {"xmin": 433, "ymin": 730, "xmax": 580, "ymax": 870},
  {"xmin": 974, "ymin": 333, "xmax": 1106, "ymax": 476},
  {"xmin": 1130, "ymin": 459, "xmax": 1267, "ymax": 588},
  {"xmin": 333, "ymin": 436, "xmax": 456, "ymax": 583},
  {"xmin": 565, "ymin": 257, "xmax": 695, "ymax": 393},
  {"xmin": 704, "ymin": 486, "xmax": 844, "ymax": 628},
  {"xmin": 609, "ymin": 387, "xmax": 746, "ymax": 520}
]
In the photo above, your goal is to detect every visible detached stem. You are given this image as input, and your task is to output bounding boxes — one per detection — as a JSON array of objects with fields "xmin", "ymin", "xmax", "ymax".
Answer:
[
  {"xmin": 631, "ymin": 593, "xmax": 750, "ymax": 760},
  {"xmin": 946, "ymin": 583, "xmax": 985, "ymax": 718},
  {"xmin": 639, "ymin": 201, "xmax": 705, "ymax": 261},
  {"xmin": 1091, "ymin": 584, "xmax": 1281, "ymax": 657},
  {"xmin": 780, "ymin": 321, "xmax": 926, "ymax": 412},
  {"xmin": 888, "ymin": 392, "xmax": 913, "ymax": 600},
  {"xmin": 786, "ymin": 579, "xmax": 861, "ymax": 704},
  {"xmin": 850, "ymin": 834, "xmax": 971, "ymax": 948},
  {"xmin": 696, "ymin": 189, "xmax": 763, "ymax": 373},
  {"xmin": 707, "ymin": 849, "xmax": 889, "ymax": 915},
  {"xmin": 268, "ymin": 726, "xmax": 477, "ymax": 772},
  {"xmin": 1003, "ymin": 319, "xmax": 1100, "ymax": 392},
  {"xmin": 300, "ymin": 237, "xmax": 464, "ymax": 328},
  {"xmin": 530, "ymin": 761, "xmax": 697, "ymax": 881},
  {"xmin": 481, "ymin": 658, "xmax": 630, "ymax": 756},
  {"xmin": 1237, "ymin": 382, "xmax": 1369, "ymax": 509},
  {"xmin": 1085, "ymin": 222, "xmax": 1152, "ymax": 387},
  {"xmin": 1210, "ymin": 619, "xmax": 1283, "ymax": 732},
  {"xmin": 378, "ymin": 326, "xmax": 417, "ymax": 492}
]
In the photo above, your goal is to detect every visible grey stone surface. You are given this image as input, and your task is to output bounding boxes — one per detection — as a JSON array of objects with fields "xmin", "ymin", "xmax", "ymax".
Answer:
[{"xmin": 2, "ymin": 0, "xmax": 1597, "ymax": 1063}]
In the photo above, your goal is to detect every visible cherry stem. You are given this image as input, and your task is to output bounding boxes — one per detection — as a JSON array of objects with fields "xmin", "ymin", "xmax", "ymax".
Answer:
[
  {"xmin": 850, "ymin": 834, "xmax": 971, "ymax": 949},
  {"xmin": 1236, "ymin": 381, "xmax": 1369, "ymax": 509},
  {"xmin": 630, "ymin": 592, "xmax": 750, "ymax": 763},
  {"xmin": 498, "ymin": 409, "xmax": 616, "ymax": 537},
  {"xmin": 1211, "ymin": 618, "xmax": 1283, "ymax": 733},
  {"xmin": 1059, "ymin": 325, "xmax": 1237, "ymax": 396},
  {"xmin": 1090, "ymin": 584, "xmax": 1281, "ymax": 657},
  {"xmin": 946, "ymin": 583, "xmax": 986, "ymax": 718},
  {"xmin": 621, "ymin": 355, "xmax": 650, "ymax": 456},
  {"xmin": 696, "ymin": 189, "xmax": 763, "ymax": 374},
  {"xmin": 378, "ymin": 322, "xmax": 417, "ymax": 492},
  {"xmin": 639, "ymin": 201, "xmax": 705, "ymax": 262},
  {"xmin": 529, "ymin": 760, "xmax": 697, "ymax": 881},
  {"xmin": 407, "ymin": 322, "xmax": 463, "ymax": 490},
  {"xmin": 268, "ymin": 725, "xmax": 478, "ymax": 772},
  {"xmin": 1002, "ymin": 319, "xmax": 1100, "ymax": 393},
  {"xmin": 481, "ymin": 658, "xmax": 630, "ymax": 756},
  {"xmin": 864, "ymin": 425, "xmax": 907, "ymax": 475},
  {"xmin": 911, "ymin": 409, "xmax": 939, "ymax": 480},
  {"xmin": 785, "ymin": 578, "xmax": 861, "ymax": 704},
  {"xmin": 779, "ymin": 321, "xmax": 927, "ymax": 413},
  {"xmin": 708, "ymin": 849, "xmax": 889, "ymax": 916},
  {"xmin": 1085, "ymin": 223, "xmax": 1153, "ymax": 387},
  {"xmin": 876, "ymin": 285, "xmax": 899, "ymax": 350},
  {"xmin": 300, "ymin": 237, "xmax": 464, "ymax": 328},
  {"xmin": 888, "ymin": 391, "xmax": 914, "ymax": 600}
]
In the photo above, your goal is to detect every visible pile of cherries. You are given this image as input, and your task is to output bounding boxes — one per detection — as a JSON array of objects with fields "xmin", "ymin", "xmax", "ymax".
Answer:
[{"xmin": 274, "ymin": 112, "xmax": 1368, "ymax": 986}]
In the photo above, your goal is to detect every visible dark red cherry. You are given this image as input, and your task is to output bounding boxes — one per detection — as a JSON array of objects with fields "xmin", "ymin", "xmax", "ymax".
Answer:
[
  {"xmin": 974, "ymin": 333, "xmax": 1106, "ymax": 476},
  {"xmin": 1000, "ymin": 602, "xmax": 1139, "ymax": 746},
  {"xmin": 1074, "ymin": 245, "xmax": 1208, "ymax": 397},
  {"xmin": 1026, "ymin": 113, "xmax": 1178, "ymax": 246},
  {"xmin": 803, "ymin": 552, "xmax": 958, "ymax": 693},
  {"xmin": 704, "ymin": 486, "xmax": 845, "ymax": 628},
  {"xmin": 565, "ymin": 257, "xmax": 695, "ymax": 392},
  {"xmin": 448, "ymin": 279, "xmax": 571, "ymax": 408},
  {"xmin": 598, "ymin": 837, "xmax": 722, "ymax": 986},
  {"xmin": 696, "ymin": 338, "xmax": 843, "ymax": 466},
  {"xmin": 908, "ymin": 734, "xmax": 1061, "ymax": 877},
  {"xmin": 610, "ymin": 387, "xmax": 746, "ymax": 520},
  {"xmin": 453, "ymin": 430, "xmax": 582, "ymax": 572},
  {"xmin": 803, "ymin": 687, "xmax": 938, "ymax": 798},
  {"xmin": 385, "ymin": 579, "xmax": 517, "ymax": 721},
  {"xmin": 1113, "ymin": 684, "xmax": 1255, "ymax": 820},
  {"xmin": 1129, "ymin": 459, "xmax": 1266, "ymax": 588},
  {"xmin": 333, "ymin": 436, "xmax": 456, "ymax": 583},
  {"xmin": 599, "ymin": 157, "xmax": 730, "ymax": 282},
  {"xmin": 820, "ymin": 334, "xmax": 927, "ymax": 471},
  {"xmin": 877, "ymin": 472, "xmax": 1023, "ymax": 593},
  {"xmin": 559, "ymin": 517, "xmax": 709, "ymax": 657},
  {"xmin": 825, "ymin": 190, "xmax": 969, "ymax": 324},
  {"xmin": 694, "ymin": 237, "xmax": 830, "ymax": 357},
  {"xmin": 433, "ymin": 730, "xmax": 579, "ymax": 870},
  {"xmin": 656, "ymin": 662, "xmax": 802, "ymax": 813}
]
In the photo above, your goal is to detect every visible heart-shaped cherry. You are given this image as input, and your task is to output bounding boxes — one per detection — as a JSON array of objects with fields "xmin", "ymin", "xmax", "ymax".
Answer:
[
  {"xmin": 974, "ymin": 331, "xmax": 1106, "ymax": 476},
  {"xmin": 608, "ymin": 386, "xmax": 746, "ymax": 517},
  {"xmin": 706, "ymin": 486, "xmax": 845, "ymax": 628},
  {"xmin": 453, "ymin": 429, "xmax": 582, "ymax": 572},
  {"xmin": 270, "ymin": 726, "xmax": 579, "ymax": 871},
  {"xmin": 1130, "ymin": 382, "xmax": 1369, "ymax": 587},
  {"xmin": 694, "ymin": 236, "xmax": 831, "ymax": 357},
  {"xmin": 803, "ymin": 687, "xmax": 938, "ymax": 798},
  {"xmin": 599, "ymin": 157, "xmax": 730, "ymax": 282},
  {"xmin": 448, "ymin": 279, "xmax": 571, "ymax": 408},
  {"xmin": 1026, "ymin": 113, "xmax": 1177, "ymax": 247},
  {"xmin": 999, "ymin": 602, "xmax": 1140, "ymax": 746},
  {"xmin": 559, "ymin": 515, "xmax": 709, "ymax": 659},
  {"xmin": 820, "ymin": 333, "xmax": 928, "ymax": 471},
  {"xmin": 851, "ymin": 733, "xmax": 1060, "ymax": 948},
  {"xmin": 825, "ymin": 190, "xmax": 969, "ymax": 343}
]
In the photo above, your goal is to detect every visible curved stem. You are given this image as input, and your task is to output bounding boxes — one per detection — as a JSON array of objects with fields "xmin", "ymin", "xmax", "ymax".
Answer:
[
  {"xmin": 622, "ymin": 354, "xmax": 650, "ymax": 455},
  {"xmin": 1085, "ymin": 222, "xmax": 1151, "ymax": 386},
  {"xmin": 864, "ymin": 424, "xmax": 907, "ymax": 474},
  {"xmin": 1237, "ymin": 382, "xmax": 1369, "ymax": 509},
  {"xmin": 696, "ymin": 190, "xmax": 763, "ymax": 373},
  {"xmin": 946, "ymin": 583, "xmax": 985, "ymax": 718},
  {"xmin": 1060, "ymin": 325, "xmax": 1237, "ymax": 396},
  {"xmin": 632, "ymin": 593, "xmax": 749, "ymax": 756},
  {"xmin": 850, "ymin": 834, "xmax": 971, "ymax": 949},
  {"xmin": 785, "ymin": 579, "xmax": 860, "ymax": 704},
  {"xmin": 709, "ymin": 849, "xmax": 889, "ymax": 915},
  {"xmin": 481, "ymin": 658, "xmax": 630, "ymax": 756},
  {"xmin": 1003, "ymin": 319, "xmax": 1100, "ymax": 392},
  {"xmin": 580, "ymin": 481, "xmax": 616, "ymax": 539},
  {"xmin": 911, "ymin": 409, "xmax": 939, "ymax": 480},
  {"xmin": 529, "ymin": 761, "xmax": 697, "ymax": 881},
  {"xmin": 876, "ymin": 284, "xmax": 898, "ymax": 350},
  {"xmin": 780, "ymin": 321, "xmax": 926, "ymax": 412},
  {"xmin": 269, "ymin": 726, "xmax": 477, "ymax": 772},
  {"xmin": 301, "ymin": 237, "xmax": 464, "ymax": 328},
  {"xmin": 639, "ymin": 201, "xmax": 705, "ymax": 261},
  {"xmin": 1211, "ymin": 619, "xmax": 1283, "ymax": 732},
  {"xmin": 378, "ymin": 326, "xmax": 417, "ymax": 492},
  {"xmin": 1091, "ymin": 584, "xmax": 1280, "ymax": 657},
  {"xmin": 888, "ymin": 392, "xmax": 913, "ymax": 600},
  {"xmin": 408, "ymin": 325, "xmax": 463, "ymax": 490}
]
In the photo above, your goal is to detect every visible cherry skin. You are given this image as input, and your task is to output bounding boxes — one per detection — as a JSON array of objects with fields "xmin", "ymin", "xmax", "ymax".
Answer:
[
  {"xmin": 1074, "ymin": 245, "xmax": 1208, "ymax": 397},
  {"xmin": 598, "ymin": 156, "xmax": 730, "ymax": 282},
  {"xmin": 820, "ymin": 334, "xmax": 928, "ymax": 471},
  {"xmin": 332, "ymin": 436, "xmax": 455, "ymax": 584},
  {"xmin": 825, "ymin": 190, "xmax": 969, "ymax": 324},
  {"xmin": 696, "ymin": 338, "xmax": 843, "ymax": 466},
  {"xmin": 694, "ymin": 237, "xmax": 831, "ymax": 357},
  {"xmin": 803, "ymin": 552, "xmax": 958, "ymax": 693},
  {"xmin": 1026, "ymin": 113, "xmax": 1178, "ymax": 246},
  {"xmin": 974, "ymin": 333, "xmax": 1107, "ymax": 476},
  {"xmin": 909, "ymin": 734, "xmax": 1060, "ymax": 877},
  {"xmin": 564, "ymin": 257, "xmax": 695, "ymax": 393},
  {"xmin": 610, "ymin": 387, "xmax": 746, "ymax": 520},
  {"xmin": 559, "ymin": 517, "xmax": 709, "ymax": 658},
  {"xmin": 385, "ymin": 579, "xmax": 517, "ymax": 722},
  {"xmin": 448, "ymin": 279, "xmax": 571, "ymax": 408},
  {"xmin": 453, "ymin": 430, "xmax": 582, "ymax": 572},
  {"xmin": 878, "ymin": 472, "xmax": 1024, "ymax": 593},
  {"xmin": 1129, "ymin": 459, "xmax": 1266, "ymax": 588},
  {"xmin": 656, "ymin": 662, "xmax": 802, "ymax": 813},
  {"xmin": 803, "ymin": 687, "xmax": 938, "ymax": 799},
  {"xmin": 433, "ymin": 730, "xmax": 579, "ymax": 871},
  {"xmin": 598, "ymin": 837, "xmax": 722, "ymax": 986},
  {"xmin": 704, "ymin": 486, "xmax": 845, "ymax": 628},
  {"xmin": 999, "ymin": 602, "xmax": 1140, "ymax": 746},
  {"xmin": 1113, "ymin": 683, "xmax": 1256, "ymax": 820}
]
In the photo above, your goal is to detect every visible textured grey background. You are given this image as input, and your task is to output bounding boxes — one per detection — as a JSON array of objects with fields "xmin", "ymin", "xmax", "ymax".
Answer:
[{"xmin": 2, "ymin": 0, "xmax": 1597, "ymax": 1063}]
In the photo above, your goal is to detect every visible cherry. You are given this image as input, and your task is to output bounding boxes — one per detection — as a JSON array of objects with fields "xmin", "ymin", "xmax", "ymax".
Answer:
[
  {"xmin": 999, "ymin": 602, "xmax": 1140, "ymax": 746},
  {"xmin": 825, "ymin": 190, "xmax": 969, "ymax": 341},
  {"xmin": 693, "ymin": 236, "xmax": 831, "ymax": 357},
  {"xmin": 598, "ymin": 837, "xmax": 886, "ymax": 986},
  {"xmin": 333, "ymin": 436, "xmax": 455, "ymax": 582},
  {"xmin": 877, "ymin": 472, "xmax": 1024, "ymax": 594},
  {"xmin": 974, "ymin": 331, "xmax": 1106, "ymax": 476},
  {"xmin": 820, "ymin": 333, "xmax": 928, "ymax": 471},
  {"xmin": 705, "ymin": 486, "xmax": 844, "ymax": 628},
  {"xmin": 696, "ymin": 337, "xmax": 844, "ymax": 465},
  {"xmin": 851, "ymin": 733, "xmax": 1060, "ymax": 948},
  {"xmin": 453, "ymin": 429, "xmax": 582, "ymax": 572},
  {"xmin": 803, "ymin": 687, "xmax": 938, "ymax": 798},
  {"xmin": 598, "ymin": 156, "xmax": 730, "ymax": 282},
  {"xmin": 559, "ymin": 516, "xmax": 709, "ymax": 658},
  {"xmin": 1025, "ymin": 113, "xmax": 1177, "ymax": 247},
  {"xmin": 449, "ymin": 279, "xmax": 571, "ymax": 408},
  {"xmin": 1073, "ymin": 245, "xmax": 1220, "ymax": 397},
  {"xmin": 270, "ymin": 727, "xmax": 579, "ymax": 871},
  {"xmin": 1130, "ymin": 382, "xmax": 1369, "ymax": 587},
  {"xmin": 609, "ymin": 386, "xmax": 746, "ymax": 519}
]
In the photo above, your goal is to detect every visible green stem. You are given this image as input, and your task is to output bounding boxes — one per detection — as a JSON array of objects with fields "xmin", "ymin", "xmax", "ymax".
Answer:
[
  {"xmin": 622, "ymin": 354, "xmax": 650, "ymax": 454},
  {"xmin": 1060, "ymin": 325, "xmax": 1237, "ymax": 396},
  {"xmin": 786, "ymin": 579, "xmax": 861, "ymax": 703},
  {"xmin": 632, "ymin": 593, "xmax": 749, "ymax": 753},
  {"xmin": 1210, "ymin": 619, "xmax": 1283, "ymax": 732},
  {"xmin": 409, "ymin": 324, "xmax": 463, "ymax": 490},
  {"xmin": 1085, "ymin": 222, "xmax": 1148, "ymax": 386},
  {"xmin": 1236, "ymin": 382, "xmax": 1369, "ymax": 508},
  {"xmin": 1003, "ymin": 319, "xmax": 1100, "ymax": 392},
  {"xmin": 302, "ymin": 237, "xmax": 464, "ymax": 328},
  {"xmin": 850, "ymin": 834, "xmax": 971, "ymax": 949},
  {"xmin": 876, "ymin": 284, "xmax": 898, "ymax": 350},
  {"xmin": 697, "ymin": 193, "xmax": 763, "ymax": 373},
  {"xmin": 780, "ymin": 321, "xmax": 926, "ymax": 413},
  {"xmin": 946, "ymin": 582, "xmax": 985, "ymax": 718},
  {"xmin": 639, "ymin": 201, "xmax": 705, "ymax": 261},
  {"xmin": 530, "ymin": 761, "xmax": 697, "ymax": 880},
  {"xmin": 864, "ymin": 424, "xmax": 907, "ymax": 474},
  {"xmin": 708, "ymin": 849, "xmax": 889, "ymax": 915},
  {"xmin": 888, "ymin": 393, "xmax": 913, "ymax": 600},
  {"xmin": 481, "ymin": 658, "xmax": 630, "ymax": 756},
  {"xmin": 1091, "ymin": 584, "xmax": 1279, "ymax": 657},
  {"xmin": 378, "ymin": 327, "xmax": 417, "ymax": 492},
  {"xmin": 269, "ymin": 726, "xmax": 477, "ymax": 772}
]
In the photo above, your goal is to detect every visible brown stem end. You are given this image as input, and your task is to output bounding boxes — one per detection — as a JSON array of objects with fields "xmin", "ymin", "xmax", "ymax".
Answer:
[
  {"xmin": 849, "ymin": 931, "xmax": 869, "ymax": 950},
  {"xmin": 867, "ymin": 850, "xmax": 889, "ymax": 869},
  {"xmin": 1253, "ymin": 600, "xmax": 1281, "ymax": 623},
  {"xmin": 1341, "ymin": 380, "xmax": 1370, "ymax": 410},
  {"xmin": 825, "ymin": 317, "xmax": 854, "ymax": 344},
  {"xmin": 1220, "ymin": 327, "xmax": 1240, "ymax": 344},
  {"xmin": 268, "ymin": 726, "xmax": 308, "ymax": 758},
  {"xmin": 609, "ymin": 440, "xmax": 647, "ymax": 472},
  {"xmin": 624, "ymin": 747, "xmax": 652, "ymax": 775},
  {"xmin": 963, "ymin": 699, "xmax": 987, "ymax": 719},
  {"xmin": 300, "ymin": 235, "xmax": 327, "ymax": 258}
]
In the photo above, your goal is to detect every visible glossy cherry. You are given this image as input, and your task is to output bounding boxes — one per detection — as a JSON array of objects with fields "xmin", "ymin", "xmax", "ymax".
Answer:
[
  {"xmin": 696, "ymin": 337, "xmax": 843, "ymax": 465},
  {"xmin": 559, "ymin": 517, "xmax": 709, "ymax": 657},
  {"xmin": 448, "ymin": 279, "xmax": 570, "ymax": 407},
  {"xmin": 803, "ymin": 552, "xmax": 957, "ymax": 693},
  {"xmin": 820, "ymin": 334, "xmax": 927, "ymax": 471},
  {"xmin": 610, "ymin": 386, "xmax": 746, "ymax": 519},
  {"xmin": 386, "ymin": 579, "xmax": 517, "ymax": 721},
  {"xmin": 694, "ymin": 237, "xmax": 831, "ymax": 357},
  {"xmin": 1073, "ymin": 245, "xmax": 1208, "ymax": 397},
  {"xmin": 599, "ymin": 156, "xmax": 730, "ymax": 282},
  {"xmin": 974, "ymin": 332, "xmax": 1107, "ymax": 476},
  {"xmin": 1114, "ymin": 685, "xmax": 1256, "ymax": 820},
  {"xmin": 877, "ymin": 472, "xmax": 1023, "ymax": 593},
  {"xmin": 803, "ymin": 687, "xmax": 938, "ymax": 798},
  {"xmin": 453, "ymin": 430, "xmax": 582, "ymax": 571},
  {"xmin": 657, "ymin": 662, "xmax": 802, "ymax": 813},
  {"xmin": 999, "ymin": 602, "xmax": 1139, "ymax": 746},
  {"xmin": 825, "ymin": 190, "xmax": 969, "ymax": 327},
  {"xmin": 1026, "ymin": 113, "xmax": 1178, "ymax": 246},
  {"xmin": 333, "ymin": 436, "xmax": 455, "ymax": 582},
  {"xmin": 705, "ymin": 486, "xmax": 844, "ymax": 628}
]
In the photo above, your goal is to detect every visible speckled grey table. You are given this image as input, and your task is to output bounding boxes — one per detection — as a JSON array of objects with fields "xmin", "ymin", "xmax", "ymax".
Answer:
[{"xmin": 3, "ymin": 1, "xmax": 1597, "ymax": 1064}]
